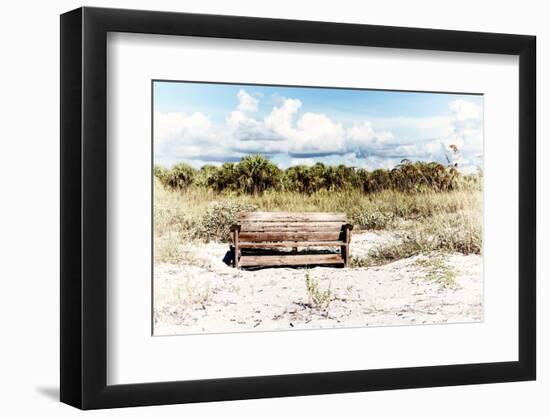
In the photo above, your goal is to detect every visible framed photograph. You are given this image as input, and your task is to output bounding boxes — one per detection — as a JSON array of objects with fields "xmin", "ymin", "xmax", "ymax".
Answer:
[{"xmin": 60, "ymin": 6, "xmax": 536, "ymax": 409}]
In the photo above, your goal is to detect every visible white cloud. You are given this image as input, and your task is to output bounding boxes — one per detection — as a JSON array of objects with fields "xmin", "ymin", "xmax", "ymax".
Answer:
[
  {"xmin": 290, "ymin": 112, "xmax": 345, "ymax": 154},
  {"xmin": 154, "ymin": 111, "xmax": 212, "ymax": 145},
  {"xmin": 236, "ymin": 89, "xmax": 259, "ymax": 113},
  {"xmin": 442, "ymin": 99, "xmax": 483, "ymax": 165},
  {"xmin": 450, "ymin": 99, "xmax": 482, "ymax": 123},
  {"xmin": 289, "ymin": 157, "xmax": 316, "ymax": 167},
  {"xmin": 154, "ymin": 111, "xmax": 241, "ymax": 165},
  {"xmin": 154, "ymin": 90, "xmax": 483, "ymax": 171},
  {"xmin": 264, "ymin": 98, "xmax": 302, "ymax": 137},
  {"xmin": 226, "ymin": 110, "xmax": 265, "ymax": 137},
  {"xmin": 345, "ymin": 121, "xmax": 394, "ymax": 155},
  {"xmin": 264, "ymin": 99, "xmax": 346, "ymax": 155}
]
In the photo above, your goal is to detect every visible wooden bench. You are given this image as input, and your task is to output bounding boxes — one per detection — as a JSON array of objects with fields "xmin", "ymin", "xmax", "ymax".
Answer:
[{"xmin": 230, "ymin": 212, "xmax": 353, "ymax": 268}]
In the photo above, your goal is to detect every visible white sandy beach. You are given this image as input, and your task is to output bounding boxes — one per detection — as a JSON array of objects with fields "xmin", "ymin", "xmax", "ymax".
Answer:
[{"xmin": 153, "ymin": 231, "xmax": 483, "ymax": 335}]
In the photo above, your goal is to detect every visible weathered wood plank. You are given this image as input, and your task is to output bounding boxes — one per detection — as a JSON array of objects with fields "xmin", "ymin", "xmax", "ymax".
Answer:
[
  {"xmin": 239, "ymin": 221, "xmax": 345, "ymax": 227},
  {"xmin": 240, "ymin": 223, "xmax": 345, "ymax": 233},
  {"xmin": 238, "ymin": 212, "xmax": 346, "ymax": 222},
  {"xmin": 239, "ymin": 241, "xmax": 347, "ymax": 248},
  {"xmin": 239, "ymin": 231, "xmax": 342, "ymax": 242},
  {"xmin": 238, "ymin": 253, "xmax": 344, "ymax": 267}
]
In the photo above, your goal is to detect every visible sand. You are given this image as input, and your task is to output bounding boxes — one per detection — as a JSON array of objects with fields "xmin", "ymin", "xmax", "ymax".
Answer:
[{"xmin": 153, "ymin": 231, "xmax": 483, "ymax": 335}]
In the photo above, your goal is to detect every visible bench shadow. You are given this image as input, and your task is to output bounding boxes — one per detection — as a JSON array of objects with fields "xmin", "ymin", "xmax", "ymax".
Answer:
[
  {"xmin": 222, "ymin": 249, "xmax": 234, "ymax": 266},
  {"xmin": 224, "ymin": 247, "xmax": 345, "ymax": 271},
  {"xmin": 243, "ymin": 263, "xmax": 345, "ymax": 271}
]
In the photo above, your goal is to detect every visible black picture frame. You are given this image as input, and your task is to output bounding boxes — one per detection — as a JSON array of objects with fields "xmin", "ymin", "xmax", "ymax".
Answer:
[{"xmin": 60, "ymin": 6, "xmax": 536, "ymax": 410}]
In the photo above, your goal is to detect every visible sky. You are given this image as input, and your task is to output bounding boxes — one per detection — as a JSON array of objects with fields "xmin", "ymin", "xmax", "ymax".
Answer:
[{"xmin": 153, "ymin": 81, "xmax": 483, "ymax": 172}]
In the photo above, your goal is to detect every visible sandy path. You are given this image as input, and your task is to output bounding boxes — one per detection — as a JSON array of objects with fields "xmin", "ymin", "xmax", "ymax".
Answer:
[{"xmin": 154, "ymin": 231, "xmax": 483, "ymax": 335}]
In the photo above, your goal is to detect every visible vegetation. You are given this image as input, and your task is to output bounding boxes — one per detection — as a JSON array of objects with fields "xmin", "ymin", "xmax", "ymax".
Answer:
[
  {"xmin": 305, "ymin": 270, "xmax": 333, "ymax": 312},
  {"xmin": 192, "ymin": 200, "xmax": 257, "ymax": 242},
  {"xmin": 207, "ymin": 156, "xmax": 282, "ymax": 193},
  {"xmin": 414, "ymin": 255, "xmax": 458, "ymax": 288},
  {"xmin": 154, "ymin": 152, "xmax": 482, "ymax": 266},
  {"xmin": 349, "ymin": 204, "xmax": 481, "ymax": 268},
  {"xmin": 154, "ymin": 154, "xmax": 480, "ymax": 195},
  {"xmin": 156, "ymin": 162, "xmax": 196, "ymax": 190},
  {"xmin": 155, "ymin": 180, "xmax": 481, "ymax": 263},
  {"xmin": 154, "ymin": 274, "xmax": 211, "ymax": 309}
]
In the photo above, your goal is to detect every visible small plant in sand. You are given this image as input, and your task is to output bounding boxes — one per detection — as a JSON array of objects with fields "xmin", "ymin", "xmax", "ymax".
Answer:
[
  {"xmin": 349, "ymin": 239, "xmax": 425, "ymax": 268},
  {"xmin": 414, "ymin": 255, "xmax": 458, "ymax": 288},
  {"xmin": 305, "ymin": 270, "xmax": 333, "ymax": 312},
  {"xmin": 369, "ymin": 239, "xmax": 427, "ymax": 264},
  {"xmin": 185, "ymin": 278, "xmax": 211, "ymax": 306},
  {"xmin": 155, "ymin": 233, "xmax": 182, "ymax": 264},
  {"xmin": 155, "ymin": 277, "xmax": 211, "ymax": 309},
  {"xmin": 349, "ymin": 256, "xmax": 371, "ymax": 268}
]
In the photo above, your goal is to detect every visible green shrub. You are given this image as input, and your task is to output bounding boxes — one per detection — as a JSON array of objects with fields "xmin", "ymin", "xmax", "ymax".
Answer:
[
  {"xmin": 320, "ymin": 164, "xmax": 358, "ymax": 191},
  {"xmin": 195, "ymin": 164, "xmax": 219, "ymax": 188},
  {"xmin": 393, "ymin": 160, "xmax": 460, "ymax": 192},
  {"xmin": 208, "ymin": 162, "xmax": 239, "ymax": 192},
  {"xmin": 193, "ymin": 200, "xmax": 257, "ymax": 242},
  {"xmin": 351, "ymin": 210, "xmax": 395, "ymax": 230},
  {"xmin": 283, "ymin": 165, "xmax": 318, "ymax": 194},
  {"xmin": 358, "ymin": 168, "xmax": 393, "ymax": 193},
  {"xmin": 159, "ymin": 163, "xmax": 196, "ymax": 190},
  {"xmin": 153, "ymin": 165, "xmax": 169, "ymax": 183},
  {"xmin": 356, "ymin": 160, "xmax": 462, "ymax": 194},
  {"xmin": 283, "ymin": 163, "xmax": 359, "ymax": 194}
]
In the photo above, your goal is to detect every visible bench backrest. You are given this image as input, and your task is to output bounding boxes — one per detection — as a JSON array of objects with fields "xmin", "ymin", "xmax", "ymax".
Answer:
[{"xmin": 237, "ymin": 212, "xmax": 347, "ymax": 242}]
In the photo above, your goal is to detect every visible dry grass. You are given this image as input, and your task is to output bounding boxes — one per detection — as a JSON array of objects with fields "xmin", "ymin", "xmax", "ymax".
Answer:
[
  {"xmin": 154, "ymin": 273, "xmax": 212, "ymax": 309},
  {"xmin": 154, "ymin": 179, "xmax": 482, "ymax": 264}
]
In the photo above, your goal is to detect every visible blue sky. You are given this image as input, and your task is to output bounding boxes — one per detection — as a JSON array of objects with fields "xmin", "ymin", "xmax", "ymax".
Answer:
[{"xmin": 153, "ymin": 81, "xmax": 483, "ymax": 171}]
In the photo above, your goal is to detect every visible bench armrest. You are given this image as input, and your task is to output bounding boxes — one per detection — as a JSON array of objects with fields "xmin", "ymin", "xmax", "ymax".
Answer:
[
  {"xmin": 230, "ymin": 224, "xmax": 241, "ymax": 232},
  {"xmin": 343, "ymin": 223, "xmax": 354, "ymax": 231}
]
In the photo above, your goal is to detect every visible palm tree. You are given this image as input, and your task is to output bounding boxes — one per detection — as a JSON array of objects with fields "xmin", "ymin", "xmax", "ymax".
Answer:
[
  {"xmin": 236, "ymin": 155, "xmax": 282, "ymax": 194},
  {"xmin": 284, "ymin": 165, "xmax": 315, "ymax": 194},
  {"xmin": 162, "ymin": 163, "xmax": 196, "ymax": 190}
]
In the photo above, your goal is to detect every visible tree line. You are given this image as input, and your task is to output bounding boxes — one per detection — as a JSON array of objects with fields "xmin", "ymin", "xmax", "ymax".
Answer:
[{"xmin": 154, "ymin": 155, "xmax": 475, "ymax": 194}]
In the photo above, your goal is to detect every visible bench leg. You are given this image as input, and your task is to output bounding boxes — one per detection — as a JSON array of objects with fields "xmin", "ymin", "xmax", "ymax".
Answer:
[
  {"xmin": 343, "ymin": 227, "xmax": 351, "ymax": 266},
  {"xmin": 341, "ymin": 244, "xmax": 346, "ymax": 266},
  {"xmin": 343, "ymin": 244, "xmax": 350, "ymax": 266},
  {"xmin": 233, "ymin": 229, "xmax": 240, "ymax": 268}
]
